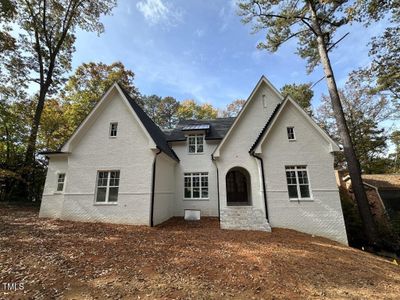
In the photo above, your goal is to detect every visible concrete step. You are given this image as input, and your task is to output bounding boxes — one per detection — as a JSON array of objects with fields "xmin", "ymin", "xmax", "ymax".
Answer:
[{"xmin": 220, "ymin": 207, "xmax": 271, "ymax": 232}]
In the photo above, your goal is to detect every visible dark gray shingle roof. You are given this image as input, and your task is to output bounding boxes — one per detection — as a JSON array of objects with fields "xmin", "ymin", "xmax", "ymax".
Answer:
[
  {"xmin": 164, "ymin": 118, "xmax": 236, "ymax": 142},
  {"xmin": 119, "ymin": 84, "xmax": 179, "ymax": 162}
]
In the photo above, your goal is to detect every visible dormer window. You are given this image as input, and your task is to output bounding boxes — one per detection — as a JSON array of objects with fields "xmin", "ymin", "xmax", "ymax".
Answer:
[
  {"xmin": 287, "ymin": 127, "xmax": 295, "ymax": 141},
  {"xmin": 109, "ymin": 122, "xmax": 118, "ymax": 137},
  {"xmin": 188, "ymin": 134, "xmax": 204, "ymax": 153}
]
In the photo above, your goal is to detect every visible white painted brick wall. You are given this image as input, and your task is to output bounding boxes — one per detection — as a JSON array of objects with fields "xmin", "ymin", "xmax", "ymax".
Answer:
[
  {"xmin": 261, "ymin": 102, "xmax": 348, "ymax": 244},
  {"xmin": 40, "ymin": 89, "xmax": 155, "ymax": 225},
  {"xmin": 171, "ymin": 140, "xmax": 219, "ymax": 217},
  {"xmin": 153, "ymin": 153, "xmax": 176, "ymax": 225}
]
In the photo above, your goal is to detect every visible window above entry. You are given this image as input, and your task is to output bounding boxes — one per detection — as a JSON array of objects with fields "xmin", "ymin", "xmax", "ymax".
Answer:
[
  {"xmin": 188, "ymin": 134, "xmax": 204, "ymax": 154},
  {"xmin": 287, "ymin": 127, "xmax": 295, "ymax": 141},
  {"xmin": 109, "ymin": 122, "xmax": 118, "ymax": 137}
]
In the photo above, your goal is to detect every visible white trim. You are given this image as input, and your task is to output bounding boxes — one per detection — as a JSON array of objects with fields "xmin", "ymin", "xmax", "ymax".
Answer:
[
  {"xmin": 213, "ymin": 75, "xmax": 284, "ymax": 158},
  {"xmin": 285, "ymin": 165, "xmax": 313, "ymax": 201},
  {"xmin": 94, "ymin": 170, "xmax": 120, "ymax": 204},
  {"xmin": 183, "ymin": 172, "xmax": 209, "ymax": 200},
  {"xmin": 56, "ymin": 173, "xmax": 66, "ymax": 192},
  {"xmin": 287, "ymin": 126, "xmax": 296, "ymax": 141},
  {"xmin": 187, "ymin": 134, "xmax": 205, "ymax": 154},
  {"xmin": 254, "ymin": 98, "xmax": 340, "ymax": 154}
]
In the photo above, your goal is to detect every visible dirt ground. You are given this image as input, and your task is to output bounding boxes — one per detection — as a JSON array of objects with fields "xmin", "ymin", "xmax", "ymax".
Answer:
[{"xmin": 0, "ymin": 205, "xmax": 399, "ymax": 299}]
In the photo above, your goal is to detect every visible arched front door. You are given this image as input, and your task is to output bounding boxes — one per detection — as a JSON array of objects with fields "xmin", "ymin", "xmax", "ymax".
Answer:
[{"xmin": 226, "ymin": 167, "xmax": 251, "ymax": 206}]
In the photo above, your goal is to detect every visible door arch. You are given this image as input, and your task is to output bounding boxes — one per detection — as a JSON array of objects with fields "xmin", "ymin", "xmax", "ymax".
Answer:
[{"xmin": 226, "ymin": 167, "xmax": 251, "ymax": 206}]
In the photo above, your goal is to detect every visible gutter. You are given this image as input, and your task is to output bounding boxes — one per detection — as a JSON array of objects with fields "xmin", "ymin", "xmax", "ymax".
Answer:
[
  {"xmin": 250, "ymin": 151, "xmax": 269, "ymax": 220},
  {"xmin": 211, "ymin": 154, "xmax": 221, "ymax": 221},
  {"xmin": 150, "ymin": 148, "xmax": 162, "ymax": 227}
]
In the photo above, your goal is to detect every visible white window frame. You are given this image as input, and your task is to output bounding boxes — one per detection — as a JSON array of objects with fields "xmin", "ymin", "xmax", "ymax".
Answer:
[
  {"xmin": 287, "ymin": 127, "xmax": 296, "ymax": 141},
  {"xmin": 56, "ymin": 173, "xmax": 66, "ymax": 192},
  {"xmin": 109, "ymin": 122, "xmax": 118, "ymax": 138},
  {"xmin": 183, "ymin": 172, "xmax": 208, "ymax": 200},
  {"xmin": 94, "ymin": 170, "xmax": 120, "ymax": 204},
  {"xmin": 187, "ymin": 134, "xmax": 204, "ymax": 154},
  {"xmin": 285, "ymin": 166, "xmax": 312, "ymax": 200}
]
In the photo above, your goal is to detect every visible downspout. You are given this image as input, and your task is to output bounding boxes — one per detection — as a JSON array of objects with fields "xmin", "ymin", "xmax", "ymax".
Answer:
[
  {"xmin": 150, "ymin": 148, "xmax": 162, "ymax": 227},
  {"xmin": 250, "ymin": 151, "xmax": 269, "ymax": 220},
  {"xmin": 211, "ymin": 154, "xmax": 221, "ymax": 221}
]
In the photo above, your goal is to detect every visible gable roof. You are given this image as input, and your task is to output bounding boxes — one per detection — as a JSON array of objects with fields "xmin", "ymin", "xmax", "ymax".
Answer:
[
  {"xmin": 164, "ymin": 118, "xmax": 236, "ymax": 142},
  {"xmin": 213, "ymin": 75, "xmax": 284, "ymax": 158},
  {"xmin": 118, "ymin": 84, "xmax": 179, "ymax": 161},
  {"xmin": 251, "ymin": 97, "xmax": 340, "ymax": 154},
  {"xmin": 60, "ymin": 83, "xmax": 179, "ymax": 162}
]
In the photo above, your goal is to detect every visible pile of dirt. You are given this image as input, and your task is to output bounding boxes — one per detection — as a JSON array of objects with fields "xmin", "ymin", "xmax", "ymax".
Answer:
[{"xmin": 0, "ymin": 205, "xmax": 399, "ymax": 299}]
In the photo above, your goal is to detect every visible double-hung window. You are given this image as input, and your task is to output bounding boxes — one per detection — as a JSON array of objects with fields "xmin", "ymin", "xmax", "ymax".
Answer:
[
  {"xmin": 184, "ymin": 172, "xmax": 208, "ymax": 199},
  {"xmin": 287, "ymin": 127, "xmax": 295, "ymax": 140},
  {"xmin": 109, "ymin": 122, "xmax": 118, "ymax": 137},
  {"xmin": 285, "ymin": 166, "xmax": 311, "ymax": 199},
  {"xmin": 95, "ymin": 170, "xmax": 120, "ymax": 203},
  {"xmin": 57, "ymin": 173, "xmax": 66, "ymax": 192},
  {"xmin": 188, "ymin": 134, "xmax": 204, "ymax": 153}
]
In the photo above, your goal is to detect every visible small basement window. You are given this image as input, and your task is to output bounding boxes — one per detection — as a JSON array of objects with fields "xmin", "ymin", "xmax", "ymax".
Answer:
[
  {"xmin": 109, "ymin": 122, "xmax": 118, "ymax": 137},
  {"xmin": 57, "ymin": 173, "xmax": 65, "ymax": 191},
  {"xmin": 287, "ymin": 127, "xmax": 295, "ymax": 140}
]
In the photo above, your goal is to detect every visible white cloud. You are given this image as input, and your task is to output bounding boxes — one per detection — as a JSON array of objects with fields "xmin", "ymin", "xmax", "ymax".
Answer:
[{"xmin": 136, "ymin": 0, "xmax": 183, "ymax": 26}]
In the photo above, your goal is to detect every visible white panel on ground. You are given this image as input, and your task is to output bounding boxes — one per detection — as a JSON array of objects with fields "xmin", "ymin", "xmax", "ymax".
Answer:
[{"xmin": 184, "ymin": 209, "xmax": 201, "ymax": 221}]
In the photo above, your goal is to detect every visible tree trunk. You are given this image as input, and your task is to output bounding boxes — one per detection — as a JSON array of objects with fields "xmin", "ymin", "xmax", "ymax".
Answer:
[
  {"xmin": 25, "ymin": 89, "xmax": 47, "ymax": 166},
  {"xmin": 307, "ymin": 1, "xmax": 378, "ymax": 245}
]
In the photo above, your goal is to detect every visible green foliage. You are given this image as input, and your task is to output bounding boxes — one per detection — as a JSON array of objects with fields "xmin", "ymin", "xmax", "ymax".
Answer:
[
  {"xmin": 177, "ymin": 100, "xmax": 218, "ymax": 120},
  {"xmin": 280, "ymin": 83, "xmax": 313, "ymax": 114},
  {"xmin": 221, "ymin": 99, "xmax": 246, "ymax": 117},
  {"xmin": 316, "ymin": 79, "xmax": 394, "ymax": 173},
  {"xmin": 238, "ymin": 0, "xmax": 350, "ymax": 73},
  {"xmin": 63, "ymin": 61, "xmax": 140, "ymax": 134},
  {"xmin": 141, "ymin": 95, "xmax": 180, "ymax": 129}
]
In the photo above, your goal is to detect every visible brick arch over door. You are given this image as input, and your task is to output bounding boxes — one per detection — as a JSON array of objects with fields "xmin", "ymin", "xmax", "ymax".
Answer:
[{"xmin": 226, "ymin": 167, "xmax": 252, "ymax": 206}]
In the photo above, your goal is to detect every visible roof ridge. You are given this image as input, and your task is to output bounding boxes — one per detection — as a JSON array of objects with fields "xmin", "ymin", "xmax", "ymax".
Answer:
[{"xmin": 118, "ymin": 83, "xmax": 179, "ymax": 162}]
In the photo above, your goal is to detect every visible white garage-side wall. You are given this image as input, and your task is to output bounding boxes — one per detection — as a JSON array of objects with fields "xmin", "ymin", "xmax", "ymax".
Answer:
[
  {"xmin": 171, "ymin": 139, "xmax": 219, "ymax": 217},
  {"xmin": 153, "ymin": 152, "xmax": 176, "ymax": 225},
  {"xmin": 60, "ymin": 88, "xmax": 155, "ymax": 225},
  {"xmin": 261, "ymin": 102, "xmax": 348, "ymax": 244},
  {"xmin": 39, "ymin": 155, "xmax": 68, "ymax": 218}
]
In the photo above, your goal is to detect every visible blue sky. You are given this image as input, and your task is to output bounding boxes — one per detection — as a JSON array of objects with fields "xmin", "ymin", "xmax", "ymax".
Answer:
[{"xmin": 72, "ymin": 0, "xmax": 389, "ymax": 114}]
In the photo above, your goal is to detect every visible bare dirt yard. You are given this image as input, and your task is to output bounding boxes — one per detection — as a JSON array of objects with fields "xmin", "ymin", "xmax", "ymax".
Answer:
[{"xmin": 1, "ymin": 205, "xmax": 399, "ymax": 299}]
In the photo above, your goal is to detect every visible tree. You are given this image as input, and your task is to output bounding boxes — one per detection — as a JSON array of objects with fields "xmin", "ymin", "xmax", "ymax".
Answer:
[
  {"xmin": 38, "ymin": 99, "xmax": 70, "ymax": 151},
  {"xmin": 316, "ymin": 84, "xmax": 390, "ymax": 173},
  {"xmin": 391, "ymin": 131, "xmax": 400, "ymax": 173},
  {"xmin": 221, "ymin": 99, "xmax": 246, "ymax": 117},
  {"xmin": 238, "ymin": 0, "xmax": 381, "ymax": 244},
  {"xmin": 281, "ymin": 83, "xmax": 313, "ymax": 114},
  {"xmin": 1, "ymin": 0, "xmax": 116, "ymax": 174},
  {"xmin": 142, "ymin": 94, "xmax": 162, "ymax": 125},
  {"xmin": 141, "ymin": 95, "xmax": 180, "ymax": 129},
  {"xmin": 177, "ymin": 100, "xmax": 218, "ymax": 120},
  {"xmin": 158, "ymin": 96, "xmax": 180, "ymax": 129},
  {"xmin": 350, "ymin": 1, "xmax": 399, "ymax": 103},
  {"xmin": 63, "ymin": 61, "xmax": 139, "ymax": 134}
]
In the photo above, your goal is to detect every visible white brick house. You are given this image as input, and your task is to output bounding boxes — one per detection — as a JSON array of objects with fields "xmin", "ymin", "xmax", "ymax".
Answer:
[{"xmin": 39, "ymin": 76, "xmax": 348, "ymax": 244}]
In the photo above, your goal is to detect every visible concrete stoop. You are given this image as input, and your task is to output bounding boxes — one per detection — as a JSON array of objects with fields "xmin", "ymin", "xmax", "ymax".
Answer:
[{"xmin": 220, "ymin": 206, "xmax": 271, "ymax": 232}]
